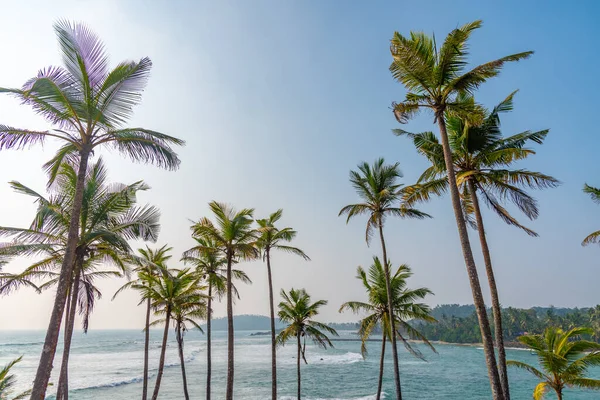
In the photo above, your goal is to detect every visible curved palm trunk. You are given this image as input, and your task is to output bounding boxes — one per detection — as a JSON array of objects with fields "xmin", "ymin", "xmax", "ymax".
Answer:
[
  {"xmin": 265, "ymin": 248, "xmax": 277, "ymax": 400},
  {"xmin": 436, "ymin": 116, "xmax": 503, "ymax": 399},
  {"xmin": 297, "ymin": 331, "xmax": 301, "ymax": 400},
  {"xmin": 206, "ymin": 282, "xmax": 212, "ymax": 400},
  {"xmin": 176, "ymin": 322, "xmax": 190, "ymax": 400},
  {"xmin": 378, "ymin": 222, "xmax": 402, "ymax": 400},
  {"xmin": 57, "ymin": 252, "xmax": 84, "ymax": 400},
  {"xmin": 225, "ymin": 251, "xmax": 235, "ymax": 400},
  {"xmin": 151, "ymin": 307, "xmax": 171, "ymax": 400},
  {"xmin": 31, "ymin": 148, "xmax": 91, "ymax": 399},
  {"xmin": 376, "ymin": 330, "xmax": 386, "ymax": 400},
  {"xmin": 143, "ymin": 297, "xmax": 151, "ymax": 400},
  {"xmin": 468, "ymin": 179, "xmax": 510, "ymax": 400}
]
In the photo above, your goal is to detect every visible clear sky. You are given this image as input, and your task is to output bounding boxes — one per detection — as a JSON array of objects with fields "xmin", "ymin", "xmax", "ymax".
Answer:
[{"xmin": 0, "ymin": 0, "xmax": 598, "ymax": 330}]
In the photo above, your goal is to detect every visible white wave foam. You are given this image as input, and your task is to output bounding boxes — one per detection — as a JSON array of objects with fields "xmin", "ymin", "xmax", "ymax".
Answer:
[
  {"xmin": 311, "ymin": 352, "xmax": 363, "ymax": 365},
  {"xmin": 279, "ymin": 393, "xmax": 385, "ymax": 400}
]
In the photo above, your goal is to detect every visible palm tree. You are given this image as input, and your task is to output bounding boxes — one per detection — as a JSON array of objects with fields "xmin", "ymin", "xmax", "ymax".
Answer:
[
  {"xmin": 190, "ymin": 202, "xmax": 258, "ymax": 400},
  {"xmin": 582, "ymin": 184, "xmax": 600, "ymax": 246},
  {"xmin": 150, "ymin": 271, "xmax": 207, "ymax": 400},
  {"xmin": 0, "ymin": 357, "xmax": 31, "ymax": 400},
  {"xmin": 340, "ymin": 257, "xmax": 436, "ymax": 400},
  {"xmin": 339, "ymin": 158, "xmax": 430, "ymax": 399},
  {"xmin": 113, "ymin": 245, "xmax": 172, "ymax": 400},
  {"xmin": 255, "ymin": 209, "xmax": 310, "ymax": 400},
  {"xmin": 508, "ymin": 327, "xmax": 600, "ymax": 399},
  {"xmin": 181, "ymin": 237, "xmax": 251, "ymax": 400},
  {"xmin": 0, "ymin": 21, "xmax": 184, "ymax": 397},
  {"xmin": 396, "ymin": 92, "xmax": 558, "ymax": 396},
  {"xmin": 142, "ymin": 267, "xmax": 201, "ymax": 400},
  {"xmin": 389, "ymin": 20, "xmax": 532, "ymax": 400},
  {"xmin": 276, "ymin": 288, "xmax": 338, "ymax": 400},
  {"xmin": 0, "ymin": 159, "xmax": 159, "ymax": 399}
]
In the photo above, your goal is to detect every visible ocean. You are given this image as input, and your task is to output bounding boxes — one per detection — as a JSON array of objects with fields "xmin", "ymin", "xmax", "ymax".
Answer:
[{"xmin": 0, "ymin": 329, "xmax": 598, "ymax": 399}]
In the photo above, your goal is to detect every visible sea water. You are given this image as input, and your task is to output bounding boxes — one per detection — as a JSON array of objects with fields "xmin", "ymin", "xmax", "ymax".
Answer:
[{"xmin": 1, "ymin": 330, "xmax": 598, "ymax": 399}]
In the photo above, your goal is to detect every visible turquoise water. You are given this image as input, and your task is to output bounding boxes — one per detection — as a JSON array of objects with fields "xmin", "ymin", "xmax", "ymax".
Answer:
[{"xmin": 1, "ymin": 330, "xmax": 598, "ymax": 399}]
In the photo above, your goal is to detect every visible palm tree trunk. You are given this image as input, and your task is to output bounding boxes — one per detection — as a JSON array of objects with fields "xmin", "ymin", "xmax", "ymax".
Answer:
[
  {"xmin": 556, "ymin": 388, "xmax": 563, "ymax": 400},
  {"xmin": 266, "ymin": 248, "xmax": 277, "ymax": 400},
  {"xmin": 378, "ymin": 221, "xmax": 402, "ymax": 400},
  {"xmin": 31, "ymin": 148, "xmax": 91, "ymax": 399},
  {"xmin": 225, "ymin": 251, "xmax": 235, "ymax": 400},
  {"xmin": 176, "ymin": 323, "xmax": 190, "ymax": 400},
  {"xmin": 57, "ymin": 252, "xmax": 84, "ymax": 400},
  {"xmin": 297, "ymin": 331, "xmax": 301, "ymax": 400},
  {"xmin": 151, "ymin": 307, "xmax": 171, "ymax": 400},
  {"xmin": 56, "ymin": 286, "xmax": 71, "ymax": 400},
  {"xmin": 143, "ymin": 297, "xmax": 151, "ymax": 400},
  {"xmin": 206, "ymin": 282, "xmax": 212, "ymax": 400},
  {"xmin": 467, "ymin": 179, "xmax": 510, "ymax": 400},
  {"xmin": 436, "ymin": 115, "xmax": 503, "ymax": 400},
  {"xmin": 376, "ymin": 330, "xmax": 386, "ymax": 400}
]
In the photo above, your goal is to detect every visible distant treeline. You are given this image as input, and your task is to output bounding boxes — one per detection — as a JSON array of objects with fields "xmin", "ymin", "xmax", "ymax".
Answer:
[{"xmin": 414, "ymin": 304, "xmax": 600, "ymax": 344}]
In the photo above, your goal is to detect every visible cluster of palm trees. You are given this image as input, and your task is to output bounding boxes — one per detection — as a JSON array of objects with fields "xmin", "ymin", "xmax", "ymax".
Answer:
[{"xmin": 0, "ymin": 15, "xmax": 599, "ymax": 400}]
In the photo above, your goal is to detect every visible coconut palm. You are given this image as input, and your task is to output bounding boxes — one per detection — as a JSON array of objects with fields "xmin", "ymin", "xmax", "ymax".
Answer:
[
  {"xmin": 276, "ymin": 288, "xmax": 338, "ymax": 400},
  {"xmin": 255, "ymin": 209, "xmax": 310, "ymax": 400},
  {"xmin": 113, "ymin": 245, "xmax": 172, "ymax": 400},
  {"xmin": 181, "ymin": 237, "xmax": 251, "ymax": 400},
  {"xmin": 0, "ymin": 21, "xmax": 183, "ymax": 396},
  {"xmin": 141, "ymin": 267, "xmax": 201, "ymax": 400},
  {"xmin": 582, "ymin": 185, "xmax": 600, "ymax": 246},
  {"xmin": 389, "ymin": 20, "xmax": 532, "ymax": 400},
  {"xmin": 0, "ymin": 159, "xmax": 159, "ymax": 399},
  {"xmin": 0, "ymin": 356, "xmax": 31, "ymax": 400},
  {"xmin": 396, "ymin": 92, "xmax": 558, "ymax": 396},
  {"xmin": 339, "ymin": 158, "xmax": 430, "ymax": 399},
  {"xmin": 150, "ymin": 272, "xmax": 207, "ymax": 400},
  {"xmin": 508, "ymin": 327, "xmax": 600, "ymax": 399},
  {"xmin": 340, "ymin": 257, "xmax": 436, "ymax": 400},
  {"xmin": 190, "ymin": 202, "xmax": 258, "ymax": 400}
]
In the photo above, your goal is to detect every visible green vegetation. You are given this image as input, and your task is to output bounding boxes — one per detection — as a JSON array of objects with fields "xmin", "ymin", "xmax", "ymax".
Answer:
[
  {"xmin": 415, "ymin": 305, "xmax": 600, "ymax": 344},
  {"xmin": 340, "ymin": 258, "xmax": 435, "ymax": 400},
  {"xmin": 0, "ymin": 15, "xmax": 597, "ymax": 400},
  {"xmin": 0, "ymin": 357, "xmax": 30, "ymax": 400},
  {"xmin": 389, "ymin": 19, "xmax": 533, "ymax": 400},
  {"xmin": 508, "ymin": 327, "xmax": 600, "ymax": 400},
  {"xmin": 339, "ymin": 158, "xmax": 430, "ymax": 399},
  {"xmin": 276, "ymin": 288, "xmax": 338, "ymax": 400}
]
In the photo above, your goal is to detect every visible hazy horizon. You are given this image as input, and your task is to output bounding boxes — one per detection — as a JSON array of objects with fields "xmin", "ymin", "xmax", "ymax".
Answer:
[{"xmin": 1, "ymin": 0, "xmax": 599, "ymax": 330}]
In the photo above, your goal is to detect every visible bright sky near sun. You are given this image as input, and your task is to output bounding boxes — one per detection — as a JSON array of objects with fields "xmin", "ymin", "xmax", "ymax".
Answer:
[{"xmin": 0, "ymin": 0, "xmax": 599, "ymax": 329}]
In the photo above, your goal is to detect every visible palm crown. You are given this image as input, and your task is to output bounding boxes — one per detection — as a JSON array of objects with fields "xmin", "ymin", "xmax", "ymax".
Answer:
[
  {"xmin": 340, "ymin": 257, "xmax": 436, "ymax": 358},
  {"xmin": 0, "ymin": 356, "xmax": 30, "ymax": 400},
  {"xmin": 276, "ymin": 288, "xmax": 338, "ymax": 363},
  {"xmin": 181, "ymin": 237, "xmax": 251, "ymax": 300},
  {"xmin": 0, "ymin": 20, "xmax": 184, "ymax": 182},
  {"xmin": 396, "ymin": 92, "xmax": 559, "ymax": 235},
  {"xmin": 582, "ymin": 184, "xmax": 600, "ymax": 246},
  {"xmin": 390, "ymin": 20, "xmax": 533, "ymax": 123},
  {"xmin": 255, "ymin": 209, "xmax": 310, "ymax": 261},
  {"xmin": 507, "ymin": 327, "xmax": 600, "ymax": 399},
  {"xmin": 339, "ymin": 158, "xmax": 430, "ymax": 244}
]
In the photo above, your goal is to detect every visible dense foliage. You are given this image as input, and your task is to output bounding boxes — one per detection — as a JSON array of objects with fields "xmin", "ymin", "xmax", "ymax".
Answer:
[{"xmin": 415, "ymin": 305, "xmax": 600, "ymax": 344}]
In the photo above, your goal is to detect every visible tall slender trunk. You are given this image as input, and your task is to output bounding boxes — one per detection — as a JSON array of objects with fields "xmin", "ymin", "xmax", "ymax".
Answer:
[
  {"xmin": 436, "ymin": 115, "xmax": 503, "ymax": 399},
  {"xmin": 206, "ymin": 282, "xmax": 212, "ymax": 400},
  {"xmin": 297, "ymin": 331, "xmax": 301, "ymax": 400},
  {"xmin": 376, "ymin": 330, "xmax": 386, "ymax": 400},
  {"xmin": 265, "ymin": 248, "xmax": 277, "ymax": 400},
  {"xmin": 468, "ymin": 179, "xmax": 510, "ymax": 400},
  {"xmin": 556, "ymin": 389, "xmax": 563, "ymax": 400},
  {"xmin": 57, "ymin": 252, "xmax": 84, "ymax": 400},
  {"xmin": 56, "ymin": 284, "xmax": 71, "ymax": 400},
  {"xmin": 151, "ymin": 307, "xmax": 171, "ymax": 400},
  {"xmin": 378, "ymin": 222, "xmax": 402, "ymax": 400},
  {"xmin": 142, "ymin": 297, "xmax": 151, "ymax": 400},
  {"xmin": 176, "ymin": 322, "xmax": 190, "ymax": 400},
  {"xmin": 225, "ymin": 251, "xmax": 235, "ymax": 400},
  {"xmin": 31, "ymin": 148, "xmax": 91, "ymax": 400}
]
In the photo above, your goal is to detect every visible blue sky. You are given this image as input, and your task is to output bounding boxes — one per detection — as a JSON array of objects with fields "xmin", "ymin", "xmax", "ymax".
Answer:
[{"xmin": 0, "ymin": 0, "xmax": 598, "ymax": 328}]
